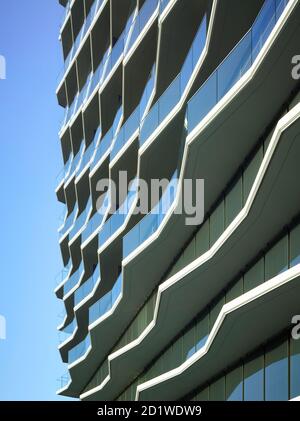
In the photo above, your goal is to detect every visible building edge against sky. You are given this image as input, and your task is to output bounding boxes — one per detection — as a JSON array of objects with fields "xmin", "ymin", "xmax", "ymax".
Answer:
[{"xmin": 55, "ymin": 0, "xmax": 300, "ymax": 401}]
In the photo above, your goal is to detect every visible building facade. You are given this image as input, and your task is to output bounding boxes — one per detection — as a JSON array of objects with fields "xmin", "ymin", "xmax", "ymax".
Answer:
[{"xmin": 55, "ymin": 0, "xmax": 300, "ymax": 401}]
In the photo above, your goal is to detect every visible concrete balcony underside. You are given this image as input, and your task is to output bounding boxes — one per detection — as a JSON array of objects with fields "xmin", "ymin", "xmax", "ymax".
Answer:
[
  {"xmin": 80, "ymin": 103, "xmax": 300, "ymax": 400},
  {"xmin": 138, "ymin": 269, "xmax": 300, "ymax": 400},
  {"xmin": 56, "ymin": 0, "xmax": 300, "ymax": 398},
  {"xmin": 65, "ymin": 0, "xmax": 268, "ymax": 331}
]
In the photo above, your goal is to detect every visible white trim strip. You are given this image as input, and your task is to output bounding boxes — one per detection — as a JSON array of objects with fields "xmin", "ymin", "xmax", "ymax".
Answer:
[{"xmin": 79, "ymin": 100, "xmax": 300, "ymax": 399}]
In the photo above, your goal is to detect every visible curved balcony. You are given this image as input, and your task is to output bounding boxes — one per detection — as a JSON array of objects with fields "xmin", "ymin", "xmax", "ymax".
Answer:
[
  {"xmin": 125, "ymin": 0, "xmax": 160, "ymax": 58},
  {"xmin": 64, "ymin": 142, "xmax": 85, "ymax": 187},
  {"xmin": 60, "ymin": 49, "xmax": 109, "ymax": 134},
  {"xmin": 61, "ymin": 74, "xmax": 92, "ymax": 131},
  {"xmin": 68, "ymin": 334, "xmax": 91, "ymax": 365},
  {"xmin": 110, "ymin": 107, "xmax": 140, "ymax": 162},
  {"xmin": 90, "ymin": 106, "xmax": 123, "ymax": 174},
  {"xmin": 117, "ymin": 0, "xmax": 297, "ymax": 332},
  {"xmin": 123, "ymin": 171, "xmax": 178, "ymax": 259},
  {"xmin": 82, "ymin": 0, "xmax": 104, "ymax": 39},
  {"xmin": 58, "ymin": 0, "xmax": 176, "ymax": 100},
  {"xmin": 81, "ymin": 193, "xmax": 110, "ymax": 245},
  {"xmin": 58, "ymin": 318, "xmax": 77, "ymax": 346},
  {"xmin": 57, "ymin": 0, "xmax": 298, "ymax": 398},
  {"xmin": 80, "ymin": 100, "xmax": 300, "ymax": 401},
  {"xmin": 76, "ymin": 127, "xmax": 101, "ymax": 180},
  {"xmin": 89, "ymin": 273, "xmax": 122, "ymax": 326},
  {"xmin": 60, "ymin": 0, "xmax": 73, "ymax": 31},
  {"xmin": 63, "ymin": 262, "xmax": 84, "ymax": 298},
  {"xmin": 58, "ymin": 264, "xmax": 101, "ymax": 362},
  {"xmin": 110, "ymin": 65, "xmax": 155, "ymax": 163},
  {"xmin": 58, "ymin": 169, "xmax": 179, "ymax": 395},
  {"xmin": 139, "ymin": 13, "xmax": 207, "ymax": 147},
  {"xmin": 69, "ymin": 197, "xmax": 92, "ymax": 243},
  {"xmin": 187, "ymin": 0, "xmax": 289, "ymax": 136},
  {"xmin": 102, "ymin": 37, "xmax": 124, "ymax": 83},
  {"xmin": 74, "ymin": 265, "xmax": 101, "ymax": 308},
  {"xmin": 139, "ymin": 64, "xmax": 156, "ymax": 120},
  {"xmin": 98, "ymin": 178, "xmax": 138, "ymax": 251},
  {"xmin": 137, "ymin": 265, "xmax": 300, "ymax": 400},
  {"xmin": 58, "ymin": 0, "xmax": 169, "ymax": 136},
  {"xmin": 59, "ymin": 6, "xmax": 135, "ymax": 123},
  {"xmin": 56, "ymin": 152, "xmax": 73, "ymax": 188},
  {"xmin": 55, "ymin": 260, "xmax": 72, "ymax": 287},
  {"xmin": 59, "ymin": 0, "xmax": 107, "ymax": 87},
  {"xmin": 55, "ymin": 260, "xmax": 72, "ymax": 299},
  {"xmin": 57, "ymin": 372, "xmax": 71, "ymax": 394},
  {"xmin": 80, "ymin": 0, "xmax": 298, "ymax": 399},
  {"xmin": 59, "ymin": 204, "xmax": 78, "ymax": 240}
]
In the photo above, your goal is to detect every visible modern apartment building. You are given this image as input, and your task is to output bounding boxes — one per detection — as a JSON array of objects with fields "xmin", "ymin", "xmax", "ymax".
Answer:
[{"xmin": 55, "ymin": 0, "xmax": 300, "ymax": 401}]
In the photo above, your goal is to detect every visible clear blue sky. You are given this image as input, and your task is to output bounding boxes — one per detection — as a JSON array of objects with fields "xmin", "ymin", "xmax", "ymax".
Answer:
[{"xmin": 0, "ymin": 0, "xmax": 71, "ymax": 400}]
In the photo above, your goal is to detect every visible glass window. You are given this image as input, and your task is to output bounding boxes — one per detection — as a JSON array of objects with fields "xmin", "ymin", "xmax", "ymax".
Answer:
[
  {"xmin": 217, "ymin": 30, "xmax": 251, "ymax": 100},
  {"xmin": 244, "ymin": 353, "xmax": 264, "ymax": 401},
  {"xmin": 210, "ymin": 377, "xmax": 225, "ymax": 401},
  {"xmin": 289, "ymin": 223, "xmax": 300, "ymax": 268},
  {"xmin": 265, "ymin": 235, "xmax": 288, "ymax": 280},
  {"xmin": 225, "ymin": 178, "xmax": 243, "ymax": 228},
  {"xmin": 187, "ymin": 72, "xmax": 217, "ymax": 134},
  {"xmin": 265, "ymin": 339, "xmax": 289, "ymax": 401},
  {"xmin": 209, "ymin": 201, "xmax": 225, "ymax": 246},
  {"xmin": 244, "ymin": 258, "xmax": 264, "ymax": 293},
  {"xmin": 290, "ymin": 336, "xmax": 300, "ymax": 399},
  {"xmin": 226, "ymin": 365, "xmax": 243, "ymax": 401}
]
